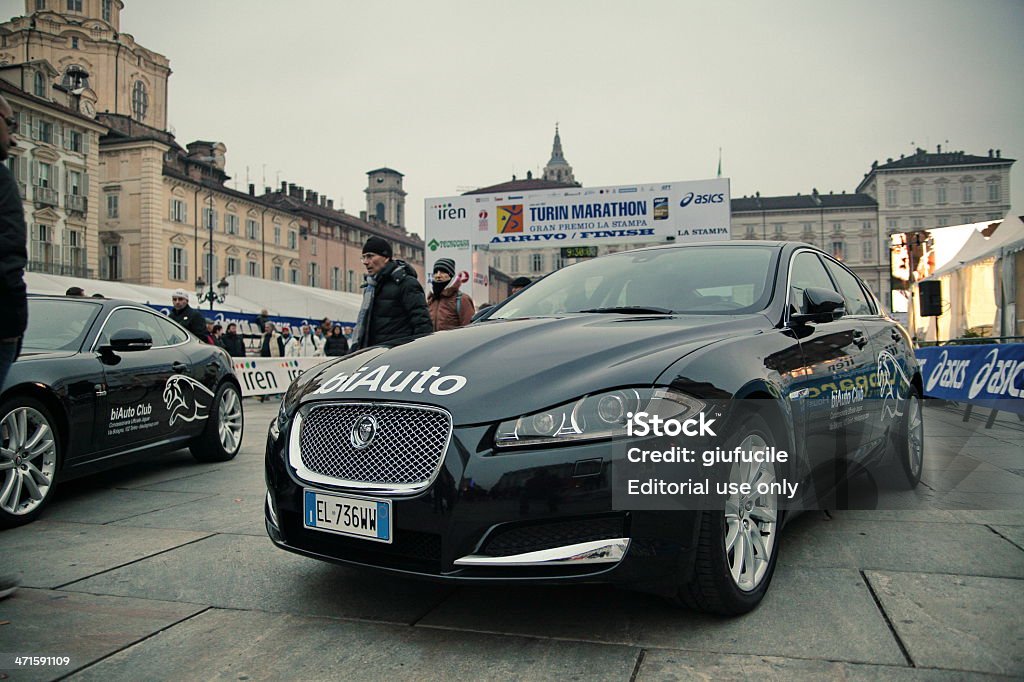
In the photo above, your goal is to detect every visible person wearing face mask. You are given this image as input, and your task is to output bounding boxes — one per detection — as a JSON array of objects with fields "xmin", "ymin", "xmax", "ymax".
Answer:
[{"xmin": 427, "ymin": 258, "xmax": 475, "ymax": 332}]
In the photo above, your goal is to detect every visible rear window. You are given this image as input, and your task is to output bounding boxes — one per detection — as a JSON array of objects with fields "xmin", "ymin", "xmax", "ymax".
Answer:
[{"xmin": 24, "ymin": 299, "xmax": 102, "ymax": 351}]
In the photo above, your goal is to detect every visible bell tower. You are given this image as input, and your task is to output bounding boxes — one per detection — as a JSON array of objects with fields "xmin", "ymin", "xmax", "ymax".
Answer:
[{"xmin": 364, "ymin": 168, "xmax": 407, "ymax": 229}]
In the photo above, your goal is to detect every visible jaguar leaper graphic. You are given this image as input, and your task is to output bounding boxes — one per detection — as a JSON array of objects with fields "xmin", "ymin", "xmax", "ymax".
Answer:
[{"xmin": 164, "ymin": 374, "xmax": 215, "ymax": 426}]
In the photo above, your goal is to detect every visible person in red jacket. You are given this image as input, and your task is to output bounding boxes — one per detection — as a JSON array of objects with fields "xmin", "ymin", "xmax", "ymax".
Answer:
[{"xmin": 427, "ymin": 258, "xmax": 475, "ymax": 331}]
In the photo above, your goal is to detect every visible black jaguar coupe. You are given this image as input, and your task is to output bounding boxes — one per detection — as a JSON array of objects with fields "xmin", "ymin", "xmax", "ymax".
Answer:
[
  {"xmin": 1, "ymin": 296, "xmax": 243, "ymax": 528},
  {"xmin": 265, "ymin": 242, "xmax": 923, "ymax": 614}
]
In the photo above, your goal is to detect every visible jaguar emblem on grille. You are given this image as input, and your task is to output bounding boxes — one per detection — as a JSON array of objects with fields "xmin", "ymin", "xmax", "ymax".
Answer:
[{"xmin": 350, "ymin": 415, "xmax": 378, "ymax": 450}]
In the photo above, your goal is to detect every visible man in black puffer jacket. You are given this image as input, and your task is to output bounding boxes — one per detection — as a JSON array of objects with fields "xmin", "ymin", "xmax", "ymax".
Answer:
[{"xmin": 351, "ymin": 236, "xmax": 432, "ymax": 350}]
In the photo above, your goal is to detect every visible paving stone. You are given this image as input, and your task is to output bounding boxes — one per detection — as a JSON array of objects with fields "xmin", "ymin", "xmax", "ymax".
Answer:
[
  {"xmin": 637, "ymin": 650, "xmax": 1013, "ymax": 681},
  {"xmin": 949, "ymin": 510, "xmax": 1024, "ymax": 525},
  {"xmin": 111, "ymin": 489, "xmax": 266, "ymax": 536},
  {"xmin": 69, "ymin": 607, "xmax": 641, "ymax": 681},
  {"xmin": 123, "ymin": 461, "xmax": 267, "ymax": 495},
  {"xmin": 0, "ymin": 588, "xmax": 205, "ymax": 682},
  {"xmin": 419, "ymin": 566, "xmax": 904, "ymax": 666},
  {"xmin": 865, "ymin": 571, "xmax": 1024, "ymax": 676},
  {"xmin": 0, "ymin": 520, "xmax": 211, "ymax": 589},
  {"xmin": 780, "ymin": 517, "xmax": 1024, "ymax": 578},
  {"xmin": 42, "ymin": 487, "xmax": 213, "ymax": 525},
  {"xmin": 988, "ymin": 525, "xmax": 1024, "ymax": 551},
  {"xmin": 63, "ymin": 533, "xmax": 454, "ymax": 625}
]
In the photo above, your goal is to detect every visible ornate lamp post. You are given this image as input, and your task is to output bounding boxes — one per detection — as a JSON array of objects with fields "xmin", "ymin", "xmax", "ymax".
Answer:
[{"xmin": 195, "ymin": 194, "xmax": 229, "ymax": 310}]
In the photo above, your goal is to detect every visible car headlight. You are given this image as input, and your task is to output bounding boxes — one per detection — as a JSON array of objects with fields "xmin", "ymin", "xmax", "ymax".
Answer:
[
  {"xmin": 494, "ymin": 388, "xmax": 705, "ymax": 449},
  {"xmin": 269, "ymin": 399, "xmax": 289, "ymax": 441}
]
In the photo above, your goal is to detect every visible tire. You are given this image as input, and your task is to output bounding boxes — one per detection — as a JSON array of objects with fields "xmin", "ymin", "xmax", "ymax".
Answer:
[
  {"xmin": 189, "ymin": 382, "xmax": 244, "ymax": 463},
  {"xmin": 676, "ymin": 412, "xmax": 783, "ymax": 615},
  {"xmin": 882, "ymin": 385, "xmax": 924, "ymax": 490},
  {"xmin": 0, "ymin": 396, "xmax": 61, "ymax": 528}
]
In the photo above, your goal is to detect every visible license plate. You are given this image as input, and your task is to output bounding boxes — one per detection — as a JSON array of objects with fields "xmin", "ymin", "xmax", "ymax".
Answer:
[{"xmin": 303, "ymin": 490, "xmax": 391, "ymax": 543}]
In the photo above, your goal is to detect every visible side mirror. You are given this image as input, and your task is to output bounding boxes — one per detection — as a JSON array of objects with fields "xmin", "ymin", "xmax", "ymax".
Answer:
[
  {"xmin": 104, "ymin": 328, "xmax": 154, "ymax": 353},
  {"xmin": 791, "ymin": 287, "xmax": 846, "ymax": 325}
]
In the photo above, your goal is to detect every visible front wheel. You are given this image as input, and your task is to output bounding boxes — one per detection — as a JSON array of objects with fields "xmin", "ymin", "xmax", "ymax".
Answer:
[
  {"xmin": 884, "ymin": 386, "xmax": 924, "ymax": 490},
  {"xmin": 190, "ymin": 382, "xmax": 244, "ymax": 462},
  {"xmin": 0, "ymin": 397, "xmax": 61, "ymax": 528},
  {"xmin": 676, "ymin": 413, "xmax": 783, "ymax": 615}
]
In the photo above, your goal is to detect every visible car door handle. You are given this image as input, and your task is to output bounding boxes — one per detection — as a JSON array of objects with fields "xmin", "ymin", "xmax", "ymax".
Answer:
[
  {"xmin": 171, "ymin": 362, "xmax": 188, "ymax": 374},
  {"xmin": 852, "ymin": 332, "xmax": 868, "ymax": 349}
]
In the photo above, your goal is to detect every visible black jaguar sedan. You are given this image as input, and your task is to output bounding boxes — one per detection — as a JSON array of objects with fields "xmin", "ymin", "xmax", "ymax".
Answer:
[
  {"xmin": 265, "ymin": 242, "xmax": 923, "ymax": 614},
  {"xmin": 1, "ymin": 296, "xmax": 243, "ymax": 528}
]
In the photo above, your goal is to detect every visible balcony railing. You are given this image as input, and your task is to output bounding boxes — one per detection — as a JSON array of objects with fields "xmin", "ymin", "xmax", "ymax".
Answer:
[
  {"xmin": 65, "ymin": 194, "xmax": 87, "ymax": 214},
  {"xmin": 26, "ymin": 260, "xmax": 93, "ymax": 278},
  {"xmin": 33, "ymin": 186, "xmax": 59, "ymax": 207}
]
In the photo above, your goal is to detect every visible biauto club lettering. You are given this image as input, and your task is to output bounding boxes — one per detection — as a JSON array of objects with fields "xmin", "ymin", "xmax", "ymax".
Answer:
[{"xmin": 314, "ymin": 365, "xmax": 468, "ymax": 396}]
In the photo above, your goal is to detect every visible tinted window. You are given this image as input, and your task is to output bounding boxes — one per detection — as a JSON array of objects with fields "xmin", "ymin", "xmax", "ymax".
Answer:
[
  {"xmin": 155, "ymin": 314, "xmax": 189, "ymax": 345},
  {"xmin": 23, "ymin": 299, "xmax": 102, "ymax": 351},
  {"xmin": 789, "ymin": 252, "xmax": 838, "ymax": 314},
  {"xmin": 97, "ymin": 308, "xmax": 171, "ymax": 347},
  {"xmin": 823, "ymin": 259, "xmax": 873, "ymax": 316},
  {"xmin": 492, "ymin": 246, "xmax": 776, "ymax": 317}
]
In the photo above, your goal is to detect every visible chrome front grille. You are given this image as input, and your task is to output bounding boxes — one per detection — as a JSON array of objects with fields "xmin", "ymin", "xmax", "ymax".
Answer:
[{"xmin": 293, "ymin": 402, "xmax": 452, "ymax": 491}]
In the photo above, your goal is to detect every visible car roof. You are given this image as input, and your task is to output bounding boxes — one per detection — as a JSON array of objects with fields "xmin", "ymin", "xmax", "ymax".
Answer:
[{"xmin": 614, "ymin": 240, "xmax": 820, "ymax": 254}]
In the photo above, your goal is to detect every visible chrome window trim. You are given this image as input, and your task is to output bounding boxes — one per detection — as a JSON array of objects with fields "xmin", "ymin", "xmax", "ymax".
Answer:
[
  {"xmin": 817, "ymin": 253, "xmax": 884, "ymax": 319},
  {"xmin": 784, "ymin": 247, "xmax": 883, "ymax": 328},
  {"xmin": 289, "ymin": 401, "xmax": 454, "ymax": 496},
  {"xmin": 90, "ymin": 304, "xmax": 192, "ymax": 352}
]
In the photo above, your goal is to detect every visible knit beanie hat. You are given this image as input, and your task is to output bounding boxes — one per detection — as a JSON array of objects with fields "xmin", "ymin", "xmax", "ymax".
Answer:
[
  {"xmin": 433, "ymin": 258, "xmax": 456, "ymax": 278},
  {"xmin": 362, "ymin": 236, "xmax": 392, "ymax": 259}
]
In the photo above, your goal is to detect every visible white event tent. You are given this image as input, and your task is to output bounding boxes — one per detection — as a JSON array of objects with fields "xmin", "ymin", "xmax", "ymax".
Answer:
[{"xmin": 916, "ymin": 215, "xmax": 1024, "ymax": 341}]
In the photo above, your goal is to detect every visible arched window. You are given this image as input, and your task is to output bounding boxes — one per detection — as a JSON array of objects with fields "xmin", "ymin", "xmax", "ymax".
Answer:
[
  {"xmin": 131, "ymin": 80, "xmax": 148, "ymax": 121},
  {"xmin": 375, "ymin": 202, "xmax": 385, "ymax": 221},
  {"xmin": 33, "ymin": 70, "xmax": 46, "ymax": 97},
  {"xmin": 61, "ymin": 65, "xmax": 89, "ymax": 90}
]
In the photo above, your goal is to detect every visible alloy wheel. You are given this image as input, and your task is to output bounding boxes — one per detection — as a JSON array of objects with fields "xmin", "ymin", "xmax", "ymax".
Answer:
[
  {"xmin": 218, "ymin": 388, "xmax": 243, "ymax": 454},
  {"xmin": 723, "ymin": 434, "xmax": 778, "ymax": 592},
  {"xmin": 906, "ymin": 394, "xmax": 923, "ymax": 479},
  {"xmin": 0, "ymin": 406, "xmax": 58, "ymax": 516}
]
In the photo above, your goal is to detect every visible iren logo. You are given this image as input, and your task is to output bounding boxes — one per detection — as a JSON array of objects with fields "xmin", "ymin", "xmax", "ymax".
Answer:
[{"xmin": 433, "ymin": 203, "xmax": 467, "ymax": 221}]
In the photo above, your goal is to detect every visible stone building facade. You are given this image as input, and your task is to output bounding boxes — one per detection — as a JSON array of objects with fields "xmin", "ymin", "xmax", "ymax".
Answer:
[
  {"xmin": 0, "ymin": 0, "xmax": 170, "ymax": 129},
  {"xmin": 856, "ymin": 147, "xmax": 1013, "ymax": 234},
  {"xmin": 1, "ymin": 0, "xmax": 425, "ymax": 294},
  {"xmin": 0, "ymin": 61, "xmax": 106, "ymax": 279}
]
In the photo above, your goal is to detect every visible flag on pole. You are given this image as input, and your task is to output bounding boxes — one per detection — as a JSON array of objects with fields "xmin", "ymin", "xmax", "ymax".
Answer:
[{"xmin": 717, "ymin": 148, "xmax": 722, "ymax": 178}]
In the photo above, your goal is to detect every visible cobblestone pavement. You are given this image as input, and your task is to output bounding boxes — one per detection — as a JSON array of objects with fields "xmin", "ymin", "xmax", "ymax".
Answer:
[{"xmin": 1, "ymin": 399, "xmax": 1021, "ymax": 681}]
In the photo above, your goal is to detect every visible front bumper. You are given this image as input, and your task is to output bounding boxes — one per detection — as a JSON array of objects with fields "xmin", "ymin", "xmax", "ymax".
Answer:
[{"xmin": 265, "ymin": 417, "xmax": 701, "ymax": 591}]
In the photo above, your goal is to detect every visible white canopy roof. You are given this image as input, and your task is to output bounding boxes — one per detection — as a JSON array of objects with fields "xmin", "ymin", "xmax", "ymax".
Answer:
[
  {"xmin": 25, "ymin": 272, "xmax": 362, "ymax": 323},
  {"xmin": 925, "ymin": 216, "xmax": 1024, "ymax": 279}
]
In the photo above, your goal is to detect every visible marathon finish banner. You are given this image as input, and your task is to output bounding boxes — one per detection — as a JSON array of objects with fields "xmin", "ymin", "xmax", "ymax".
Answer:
[{"xmin": 916, "ymin": 343, "xmax": 1024, "ymax": 413}]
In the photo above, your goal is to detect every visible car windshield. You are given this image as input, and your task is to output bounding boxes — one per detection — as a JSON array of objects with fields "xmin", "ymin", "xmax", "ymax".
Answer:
[
  {"xmin": 490, "ymin": 245, "xmax": 777, "ymax": 318},
  {"xmin": 23, "ymin": 299, "xmax": 103, "ymax": 351}
]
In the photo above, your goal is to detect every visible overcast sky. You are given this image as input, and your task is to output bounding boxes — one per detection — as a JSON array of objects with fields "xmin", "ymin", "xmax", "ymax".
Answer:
[{"xmin": 6, "ymin": 0, "xmax": 1022, "ymax": 237}]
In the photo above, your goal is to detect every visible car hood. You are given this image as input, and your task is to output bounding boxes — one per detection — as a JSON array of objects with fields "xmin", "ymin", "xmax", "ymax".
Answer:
[{"xmin": 293, "ymin": 314, "xmax": 767, "ymax": 425}]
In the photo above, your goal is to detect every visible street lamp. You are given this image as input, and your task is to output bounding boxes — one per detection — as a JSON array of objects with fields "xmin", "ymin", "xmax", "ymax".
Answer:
[
  {"xmin": 195, "ymin": 194, "xmax": 229, "ymax": 310},
  {"xmin": 195, "ymin": 275, "xmax": 229, "ymax": 310}
]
